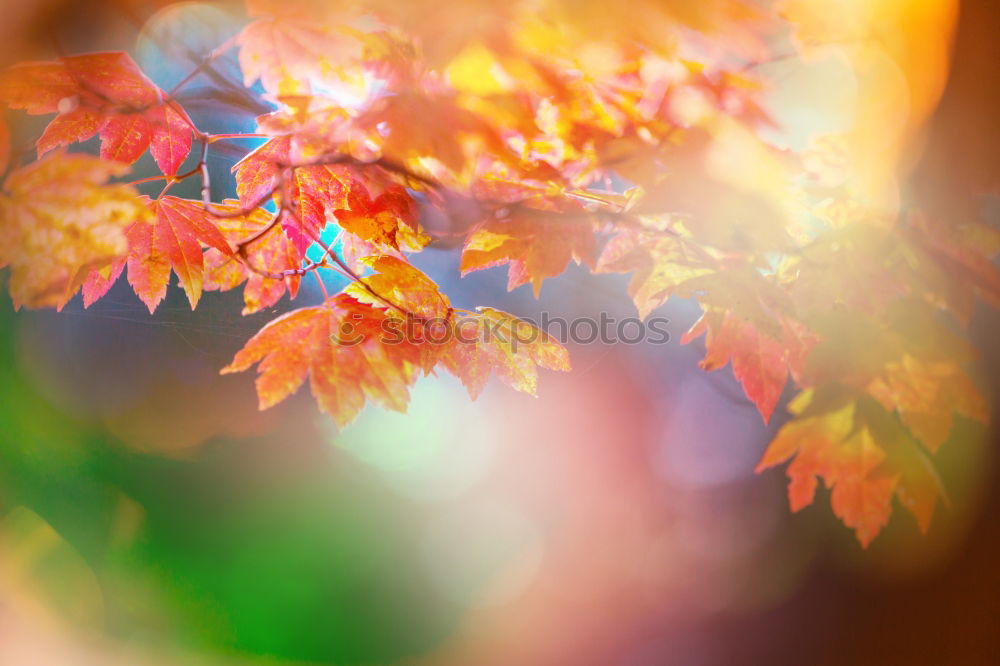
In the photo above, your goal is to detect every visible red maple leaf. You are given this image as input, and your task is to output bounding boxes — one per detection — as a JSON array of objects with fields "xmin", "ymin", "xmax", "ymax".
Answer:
[
  {"xmin": 126, "ymin": 197, "xmax": 234, "ymax": 312},
  {"xmin": 233, "ymin": 136, "xmax": 356, "ymax": 252},
  {"xmin": 461, "ymin": 204, "xmax": 597, "ymax": 296},
  {"xmin": 203, "ymin": 203, "xmax": 303, "ymax": 315},
  {"xmin": 0, "ymin": 52, "xmax": 194, "ymax": 175},
  {"xmin": 682, "ymin": 308, "xmax": 788, "ymax": 424},
  {"xmin": 222, "ymin": 293, "xmax": 425, "ymax": 428}
]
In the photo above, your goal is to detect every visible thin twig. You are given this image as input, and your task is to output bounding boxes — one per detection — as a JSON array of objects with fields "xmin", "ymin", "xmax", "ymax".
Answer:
[{"xmin": 167, "ymin": 33, "xmax": 239, "ymax": 98}]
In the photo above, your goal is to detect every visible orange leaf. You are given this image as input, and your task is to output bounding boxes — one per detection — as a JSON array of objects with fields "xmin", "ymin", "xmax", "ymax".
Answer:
[
  {"xmin": 35, "ymin": 107, "xmax": 102, "ymax": 155},
  {"xmin": 867, "ymin": 355, "xmax": 988, "ymax": 454},
  {"xmin": 81, "ymin": 258, "xmax": 126, "ymax": 308},
  {"xmin": 461, "ymin": 205, "xmax": 597, "ymax": 297},
  {"xmin": 233, "ymin": 136, "xmax": 355, "ymax": 252},
  {"xmin": 596, "ymin": 227, "xmax": 714, "ymax": 320},
  {"xmin": 756, "ymin": 394, "xmax": 922, "ymax": 547},
  {"xmin": 222, "ymin": 293, "xmax": 424, "ymax": 428},
  {"xmin": 0, "ymin": 52, "xmax": 193, "ymax": 175},
  {"xmin": 146, "ymin": 102, "xmax": 194, "ymax": 177},
  {"xmin": 126, "ymin": 197, "xmax": 233, "ymax": 312},
  {"xmin": 334, "ymin": 184, "xmax": 428, "ymax": 252},
  {"xmin": 101, "ymin": 113, "xmax": 153, "ymax": 164},
  {"xmin": 0, "ymin": 152, "xmax": 147, "ymax": 309},
  {"xmin": 339, "ymin": 230, "xmax": 405, "ymax": 272},
  {"xmin": 125, "ymin": 219, "xmax": 170, "ymax": 314},
  {"xmin": 828, "ymin": 430, "xmax": 898, "ymax": 549},
  {"xmin": 346, "ymin": 255, "xmax": 451, "ymax": 321},
  {"xmin": 683, "ymin": 309, "xmax": 788, "ymax": 423},
  {"xmin": 439, "ymin": 307, "xmax": 571, "ymax": 399},
  {"xmin": 233, "ymin": 135, "xmax": 290, "ymax": 207},
  {"xmin": 203, "ymin": 203, "xmax": 303, "ymax": 315},
  {"xmin": 237, "ymin": 1, "xmax": 362, "ymax": 96},
  {"xmin": 856, "ymin": 395, "xmax": 948, "ymax": 535}
]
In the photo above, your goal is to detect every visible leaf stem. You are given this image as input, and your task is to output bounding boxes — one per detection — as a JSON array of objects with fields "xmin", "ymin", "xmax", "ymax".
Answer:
[{"xmin": 207, "ymin": 133, "xmax": 269, "ymax": 142}]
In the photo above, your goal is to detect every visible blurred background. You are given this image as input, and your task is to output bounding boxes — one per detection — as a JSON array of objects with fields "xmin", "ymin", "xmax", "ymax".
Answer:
[{"xmin": 1, "ymin": 1, "xmax": 999, "ymax": 664}]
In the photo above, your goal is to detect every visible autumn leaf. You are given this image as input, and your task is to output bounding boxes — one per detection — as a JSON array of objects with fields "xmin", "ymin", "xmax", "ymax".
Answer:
[
  {"xmin": 126, "ymin": 196, "xmax": 234, "ymax": 312},
  {"xmin": 682, "ymin": 308, "xmax": 788, "ymax": 424},
  {"xmin": 232, "ymin": 135, "xmax": 291, "ymax": 208},
  {"xmin": 233, "ymin": 135, "xmax": 355, "ymax": 252},
  {"xmin": 334, "ymin": 184, "xmax": 430, "ymax": 252},
  {"xmin": 866, "ymin": 355, "xmax": 988, "ymax": 454},
  {"xmin": 596, "ymin": 226, "xmax": 715, "ymax": 320},
  {"xmin": 0, "ymin": 152, "xmax": 147, "ymax": 309},
  {"xmin": 461, "ymin": 204, "xmax": 597, "ymax": 296},
  {"xmin": 237, "ymin": 0, "xmax": 362, "ymax": 96},
  {"xmin": 856, "ymin": 394, "xmax": 949, "ymax": 535},
  {"xmin": 222, "ymin": 292, "xmax": 425, "ymax": 428},
  {"xmin": 203, "ymin": 202, "xmax": 303, "ymax": 315},
  {"xmin": 339, "ymin": 230, "xmax": 406, "ymax": 272},
  {"xmin": 0, "ymin": 52, "xmax": 193, "ymax": 175},
  {"xmin": 439, "ymin": 307, "xmax": 571, "ymax": 399},
  {"xmin": 756, "ymin": 395, "xmax": 899, "ymax": 547},
  {"xmin": 675, "ymin": 267, "xmax": 816, "ymax": 423},
  {"xmin": 828, "ymin": 428, "xmax": 899, "ymax": 549},
  {"xmin": 356, "ymin": 90, "xmax": 505, "ymax": 174},
  {"xmin": 81, "ymin": 258, "xmax": 126, "ymax": 308},
  {"xmin": 346, "ymin": 255, "xmax": 451, "ymax": 320},
  {"xmin": 755, "ymin": 395, "xmax": 855, "ymax": 511}
]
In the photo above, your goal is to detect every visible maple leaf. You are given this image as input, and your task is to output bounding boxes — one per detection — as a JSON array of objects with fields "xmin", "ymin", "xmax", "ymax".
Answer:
[
  {"xmin": 855, "ymin": 394, "xmax": 949, "ymax": 535},
  {"xmin": 682, "ymin": 309, "xmax": 788, "ymax": 423},
  {"xmin": 828, "ymin": 428, "xmax": 900, "ymax": 549},
  {"xmin": 339, "ymin": 230, "xmax": 406, "ymax": 272},
  {"xmin": 126, "ymin": 196, "xmax": 234, "ymax": 312},
  {"xmin": 334, "ymin": 184, "xmax": 430, "ymax": 252},
  {"xmin": 866, "ymin": 355, "xmax": 988, "ymax": 454},
  {"xmin": 356, "ymin": 90, "xmax": 506, "ymax": 174},
  {"xmin": 332, "ymin": 256, "xmax": 570, "ymax": 402},
  {"xmin": 461, "ymin": 204, "xmax": 597, "ymax": 296},
  {"xmin": 346, "ymin": 255, "xmax": 451, "ymax": 321},
  {"xmin": 202, "ymin": 202, "xmax": 303, "ymax": 315},
  {"xmin": 232, "ymin": 135, "xmax": 292, "ymax": 208},
  {"xmin": 222, "ymin": 293, "xmax": 425, "ymax": 428},
  {"xmin": 676, "ymin": 268, "xmax": 815, "ymax": 423},
  {"xmin": 756, "ymin": 395, "xmax": 899, "ymax": 547},
  {"xmin": 345, "ymin": 255, "xmax": 458, "ymax": 374},
  {"xmin": 0, "ymin": 52, "xmax": 193, "ymax": 175},
  {"xmin": 81, "ymin": 258, "xmax": 126, "ymax": 308},
  {"xmin": 233, "ymin": 136, "xmax": 355, "ymax": 252},
  {"xmin": 0, "ymin": 152, "xmax": 148, "ymax": 309},
  {"xmin": 237, "ymin": 0, "xmax": 362, "ymax": 96},
  {"xmin": 905, "ymin": 213, "xmax": 1000, "ymax": 323},
  {"xmin": 439, "ymin": 307, "xmax": 571, "ymax": 399},
  {"xmin": 596, "ymin": 226, "xmax": 715, "ymax": 320}
]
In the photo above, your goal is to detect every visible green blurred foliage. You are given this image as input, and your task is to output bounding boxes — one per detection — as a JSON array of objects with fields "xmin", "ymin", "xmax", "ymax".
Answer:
[{"xmin": 0, "ymin": 285, "xmax": 454, "ymax": 664}]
